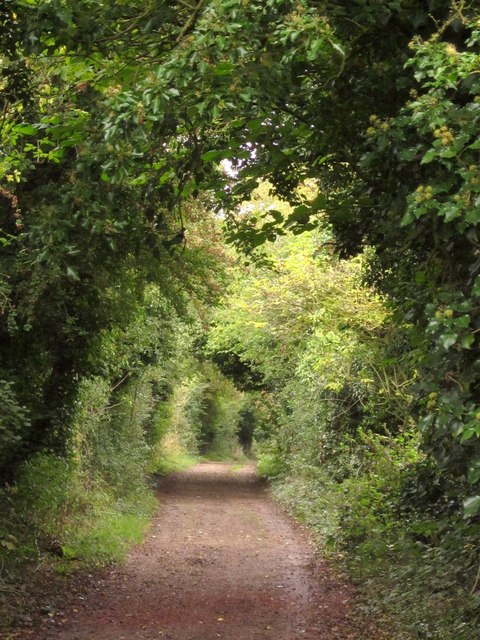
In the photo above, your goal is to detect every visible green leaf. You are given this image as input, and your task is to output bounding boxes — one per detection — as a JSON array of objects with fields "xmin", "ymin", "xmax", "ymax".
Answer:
[
  {"xmin": 461, "ymin": 333, "xmax": 474, "ymax": 349},
  {"xmin": 332, "ymin": 43, "xmax": 345, "ymax": 57},
  {"xmin": 466, "ymin": 208, "xmax": 480, "ymax": 224},
  {"xmin": 455, "ymin": 315, "xmax": 470, "ymax": 329},
  {"xmin": 472, "ymin": 275, "xmax": 480, "ymax": 297},
  {"xmin": 266, "ymin": 209, "xmax": 284, "ymax": 223},
  {"xmin": 401, "ymin": 210, "xmax": 414, "ymax": 226},
  {"xmin": 399, "ymin": 147, "xmax": 418, "ymax": 161},
  {"xmin": 461, "ymin": 428, "xmax": 476, "ymax": 442},
  {"xmin": 250, "ymin": 231, "xmax": 268, "ymax": 248},
  {"xmin": 310, "ymin": 193, "xmax": 327, "ymax": 210},
  {"xmin": 313, "ymin": 154, "xmax": 333, "ymax": 166},
  {"xmin": 284, "ymin": 205, "xmax": 310, "ymax": 228},
  {"xmin": 463, "ymin": 495, "xmax": 480, "ymax": 518},
  {"xmin": 420, "ymin": 148, "xmax": 436, "ymax": 164},
  {"xmin": 201, "ymin": 149, "xmax": 231, "ymax": 162},
  {"xmin": 440, "ymin": 333, "xmax": 456, "ymax": 349},
  {"xmin": 438, "ymin": 148, "xmax": 457, "ymax": 159},
  {"xmin": 245, "ymin": 118, "xmax": 264, "ymax": 132},
  {"xmin": 468, "ymin": 459, "xmax": 480, "ymax": 485},
  {"xmin": 443, "ymin": 204, "xmax": 460, "ymax": 222},
  {"xmin": 196, "ymin": 101, "xmax": 207, "ymax": 115},
  {"xmin": 159, "ymin": 168, "xmax": 175, "ymax": 184},
  {"xmin": 14, "ymin": 124, "xmax": 37, "ymax": 135},
  {"xmin": 214, "ymin": 62, "xmax": 234, "ymax": 76},
  {"xmin": 66, "ymin": 266, "xmax": 79, "ymax": 280}
]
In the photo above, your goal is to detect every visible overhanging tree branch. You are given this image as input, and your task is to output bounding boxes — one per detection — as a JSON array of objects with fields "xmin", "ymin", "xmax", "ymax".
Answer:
[{"xmin": 176, "ymin": 0, "xmax": 208, "ymax": 43}]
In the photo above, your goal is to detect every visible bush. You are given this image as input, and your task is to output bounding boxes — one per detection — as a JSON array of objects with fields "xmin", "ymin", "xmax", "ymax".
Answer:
[{"xmin": 0, "ymin": 380, "xmax": 31, "ymax": 473}]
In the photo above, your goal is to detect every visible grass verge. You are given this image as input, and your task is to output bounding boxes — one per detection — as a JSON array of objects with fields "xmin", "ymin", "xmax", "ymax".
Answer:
[{"xmin": 153, "ymin": 451, "xmax": 199, "ymax": 476}]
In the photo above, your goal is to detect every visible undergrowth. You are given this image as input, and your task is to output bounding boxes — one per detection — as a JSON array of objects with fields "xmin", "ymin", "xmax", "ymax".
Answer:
[
  {"xmin": 0, "ymin": 350, "xmax": 247, "ymax": 609},
  {"xmin": 269, "ymin": 459, "xmax": 480, "ymax": 640}
]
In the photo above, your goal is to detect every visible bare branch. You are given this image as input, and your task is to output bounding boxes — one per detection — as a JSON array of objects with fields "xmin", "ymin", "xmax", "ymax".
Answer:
[
  {"xmin": 176, "ymin": 0, "xmax": 208, "ymax": 43},
  {"xmin": 97, "ymin": 8, "xmax": 151, "ymax": 43},
  {"xmin": 177, "ymin": 0, "xmax": 196, "ymax": 9}
]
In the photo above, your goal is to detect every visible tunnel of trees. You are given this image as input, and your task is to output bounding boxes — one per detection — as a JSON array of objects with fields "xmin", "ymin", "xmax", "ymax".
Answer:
[{"xmin": 1, "ymin": 0, "xmax": 480, "ymax": 637}]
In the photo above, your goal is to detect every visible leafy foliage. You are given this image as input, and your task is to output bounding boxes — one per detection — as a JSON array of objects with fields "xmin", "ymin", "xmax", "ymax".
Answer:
[
  {"xmin": 207, "ymin": 183, "xmax": 480, "ymax": 637},
  {"xmin": 2, "ymin": 0, "xmax": 480, "ymax": 635}
]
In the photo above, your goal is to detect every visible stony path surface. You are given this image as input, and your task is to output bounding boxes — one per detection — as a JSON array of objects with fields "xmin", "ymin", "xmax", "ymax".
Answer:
[{"xmin": 32, "ymin": 462, "xmax": 365, "ymax": 640}]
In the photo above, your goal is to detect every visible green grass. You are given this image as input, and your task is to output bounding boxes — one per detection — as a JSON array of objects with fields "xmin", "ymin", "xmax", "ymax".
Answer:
[
  {"xmin": 230, "ymin": 462, "xmax": 249, "ymax": 472},
  {"xmin": 0, "ymin": 453, "xmax": 160, "ymax": 575},
  {"xmin": 153, "ymin": 451, "xmax": 199, "ymax": 475},
  {"xmin": 61, "ymin": 498, "xmax": 156, "ymax": 567}
]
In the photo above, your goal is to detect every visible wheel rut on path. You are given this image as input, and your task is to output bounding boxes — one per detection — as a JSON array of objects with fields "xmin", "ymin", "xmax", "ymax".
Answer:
[{"xmin": 34, "ymin": 462, "xmax": 364, "ymax": 640}]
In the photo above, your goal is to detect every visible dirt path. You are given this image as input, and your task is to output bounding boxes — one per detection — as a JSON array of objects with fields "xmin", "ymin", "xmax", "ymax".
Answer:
[{"xmin": 32, "ymin": 462, "xmax": 365, "ymax": 640}]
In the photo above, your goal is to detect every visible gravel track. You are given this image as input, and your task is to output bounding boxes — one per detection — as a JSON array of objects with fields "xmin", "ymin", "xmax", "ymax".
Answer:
[{"xmin": 31, "ymin": 462, "xmax": 366, "ymax": 640}]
